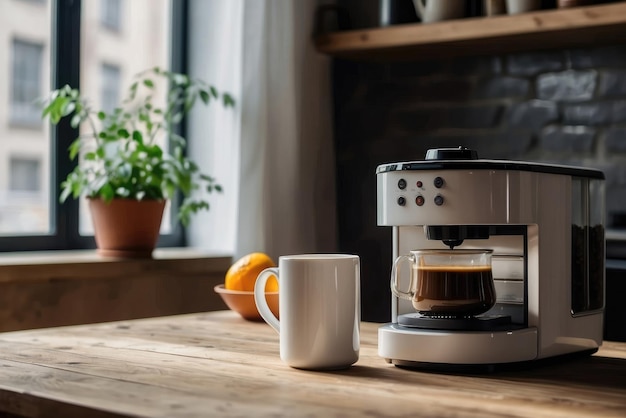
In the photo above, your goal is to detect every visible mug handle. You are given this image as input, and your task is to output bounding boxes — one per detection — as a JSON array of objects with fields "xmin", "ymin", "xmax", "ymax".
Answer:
[
  {"xmin": 254, "ymin": 267, "xmax": 280, "ymax": 333},
  {"xmin": 390, "ymin": 254, "xmax": 415, "ymax": 300},
  {"xmin": 411, "ymin": 0, "xmax": 426, "ymax": 19}
]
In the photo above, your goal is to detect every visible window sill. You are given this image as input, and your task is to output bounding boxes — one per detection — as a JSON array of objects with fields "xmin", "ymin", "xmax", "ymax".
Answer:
[
  {"xmin": 0, "ymin": 247, "xmax": 231, "ymax": 279},
  {"xmin": 0, "ymin": 248, "xmax": 233, "ymax": 332}
]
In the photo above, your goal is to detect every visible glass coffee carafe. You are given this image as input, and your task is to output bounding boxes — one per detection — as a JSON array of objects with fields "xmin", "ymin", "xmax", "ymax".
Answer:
[{"xmin": 391, "ymin": 249, "xmax": 496, "ymax": 317}]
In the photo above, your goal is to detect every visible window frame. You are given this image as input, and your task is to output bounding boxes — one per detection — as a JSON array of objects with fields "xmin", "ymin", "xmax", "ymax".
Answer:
[{"xmin": 0, "ymin": 0, "xmax": 187, "ymax": 252}]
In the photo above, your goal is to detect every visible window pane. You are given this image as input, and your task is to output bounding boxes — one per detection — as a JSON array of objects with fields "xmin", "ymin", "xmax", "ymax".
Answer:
[
  {"xmin": 11, "ymin": 39, "xmax": 44, "ymax": 126},
  {"xmin": 79, "ymin": 0, "xmax": 173, "ymax": 235},
  {"xmin": 100, "ymin": 63, "xmax": 121, "ymax": 114},
  {"xmin": 0, "ymin": 0, "xmax": 52, "ymax": 235},
  {"xmin": 9, "ymin": 157, "xmax": 41, "ymax": 192},
  {"xmin": 100, "ymin": 0, "xmax": 122, "ymax": 31}
]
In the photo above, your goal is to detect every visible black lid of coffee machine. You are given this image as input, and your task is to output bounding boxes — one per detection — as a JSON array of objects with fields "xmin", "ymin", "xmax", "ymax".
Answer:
[
  {"xmin": 375, "ymin": 147, "xmax": 604, "ymax": 179},
  {"xmin": 425, "ymin": 147, "xmax": 478, "ymax": 161}
]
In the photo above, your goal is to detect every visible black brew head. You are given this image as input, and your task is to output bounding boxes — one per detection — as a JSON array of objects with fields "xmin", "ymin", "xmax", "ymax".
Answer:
[{"xmin": 424, "ymin": 225, "xmax": 491, "ymax": 249}]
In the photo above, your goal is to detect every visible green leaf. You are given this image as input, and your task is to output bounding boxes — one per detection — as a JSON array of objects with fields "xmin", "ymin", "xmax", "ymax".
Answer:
[
  {"xmin": 99, "ymin": 183, "xmax": 115, "ymax": 202},
  {"xmin": 145, "ymin": 145, "xmax": 163, "ymax": 158},
  {"xmin": 199, "ymin": 90, "xmax": 210, "ymax": 105},
  {"xmin": 48, "ymin": 97, "xmax": 68, "ymax": 123},
  {"xmin": 115, "ymin": 187, "xmax": 130, "ymax": 197},
  {"xmin": 84, "ymin": 152, "xmax": 96, "ymax": 161},
  {"xmin": 173, "ymin": 73, "xmax": 189, "ymax": 86},
  {"xmin": 143, "ymin": 79, "xmax": 154, "ymax": 88},
  {"xmin": 60, "ymin": 100, "xmax": 76, "ymax": 117},
  {"xmin": 171, "ymin": 113, "xmax": 183, "ymax": 124},
  {"xmin": 117, "ymin": 128, "xmax": 130, "ymax": 138},
  {"xmin": 132, "ymin": 130, "xmax": 143, "ymax": 144},
  {"xmin": 70, "ymin": 113, "xmax": 82, "ymax": 128},
  {"xmin": 223, "ymin": 94, "xmax": 235, "ymax": 107},
  {"xmin": 97, "ymin": 111, "xmax": 106, "ymax": 120},
  {"xmin": 59, "ymin": 184, "xmax": 72, "ymax": 203},
  {"xmin": 126, "ymin": 82, "xmax": 138, "ymax": 102},
  {"xmin": 210, "ymin": 86, "xmax": 218, "ymax": 98},
  {"xmin": 68, "ymin": 139, "xmax": 81, "ymax": 160},
  {"xmin": 184, "ymin": 95, "xmax": 197, "ymax": 113},
  {"xmin": 42, "ymin": 102, "xmax": 53, "ymax": 118}
]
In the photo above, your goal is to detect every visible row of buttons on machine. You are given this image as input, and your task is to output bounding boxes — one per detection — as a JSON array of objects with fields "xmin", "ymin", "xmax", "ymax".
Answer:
[
  {"xmin": 397, "ymin": 195, "xmax": 444, "ymax": 206},
  {"xmin": 396, "ymin": 176, "xmax": 445, "ymax": 207},
  {"xmin": 397, "ymin": 176, "xmax": 444, "ymax": 190}
]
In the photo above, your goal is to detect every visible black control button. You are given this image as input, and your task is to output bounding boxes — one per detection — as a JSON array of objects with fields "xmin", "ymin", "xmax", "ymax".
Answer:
[
  {"xmin": 397, "ymin": 196, "xmax": 406, "ymax": 206},
  {"xmin": 434, "ymin": 195, "xmax": 444, "ymax": 206},
  {"xmin": 434, "ymin": 177, "xmax": 444, "ymax": 188},
  {"xmin": 415, "ymin": 195, "xmax": 425, "ymax": 206},
  {"xmin": 398, "ymin": 179, "xmax": 407, "ymax": 190},
  {"xmin": 416, "ymin": 181, "xmax": 423, "ymax": 188}
]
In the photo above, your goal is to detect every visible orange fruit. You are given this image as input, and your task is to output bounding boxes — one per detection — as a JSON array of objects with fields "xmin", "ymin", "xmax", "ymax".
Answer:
[{"xmin": 224, "ymin": 252, "xmax": 278, "ymax": 292}]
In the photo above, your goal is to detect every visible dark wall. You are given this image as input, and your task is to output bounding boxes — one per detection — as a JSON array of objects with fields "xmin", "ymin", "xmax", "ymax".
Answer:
[{"xmin": 331, "ymin": 15, "xmax": 626, "ymax": 331}]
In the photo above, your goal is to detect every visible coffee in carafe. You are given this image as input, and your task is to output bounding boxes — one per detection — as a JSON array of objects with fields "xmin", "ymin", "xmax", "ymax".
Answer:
[
  {"xmin": 392, "ymin": 250, "xmax": 495, "ymax": 317},
  {"xmin": 415, "ymin": 264, "xmax": 495, "ymax": 316}
]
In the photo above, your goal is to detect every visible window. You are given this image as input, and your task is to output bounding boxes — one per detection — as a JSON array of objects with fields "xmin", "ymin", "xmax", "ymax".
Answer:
[
  {"xmin": 9, "ymin": 157, "xmax": 41, "ymax": 192},
  {"xmin": 0, "ymin": 0, "xmax": 185, "ymax": 251},
  {"xmin": 100, "ymin": 0, "xmax": 122, "ymax": 31},
  {"xmin": 10, "ymin": 39, "xmax": 44, "ymax": 126},
  {"xmin": 0, "ymin": 1, "xmax": 51, "ymax": 237},
  {"xmin": 100, "ymin": 63, "xmax": 121, "ymax": 114}
]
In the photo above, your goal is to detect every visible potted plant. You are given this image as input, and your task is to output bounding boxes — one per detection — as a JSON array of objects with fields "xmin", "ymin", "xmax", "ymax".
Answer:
[{"xmin": 42, "ymin": 67, "xmax": 235, "ymax": 258}]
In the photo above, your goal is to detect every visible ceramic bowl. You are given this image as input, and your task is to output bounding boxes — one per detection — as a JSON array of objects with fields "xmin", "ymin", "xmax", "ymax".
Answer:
[{"xmin": 214, "ymin": 284, "xmax": 279, "ymax": 321}]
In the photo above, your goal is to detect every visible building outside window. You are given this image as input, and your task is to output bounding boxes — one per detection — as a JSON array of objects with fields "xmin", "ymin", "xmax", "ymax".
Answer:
[{"xmin": 10, "ymin": 39, "xmax": 44, "ymax": 127}]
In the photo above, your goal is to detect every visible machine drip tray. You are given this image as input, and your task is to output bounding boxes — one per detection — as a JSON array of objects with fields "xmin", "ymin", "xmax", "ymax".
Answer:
[{"xmin": 398, "ymin": 313, "xmax": 513, "ymax": 331}]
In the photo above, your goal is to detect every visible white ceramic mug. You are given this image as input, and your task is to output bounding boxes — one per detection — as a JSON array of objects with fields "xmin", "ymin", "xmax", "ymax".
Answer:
[
  {"xmin": 254, "ymin": 254, "xmax": 360, "ymax": 370},
  {"xmin": 484, "ymin": 0, "xmax": 507, "ymax": 16},
  {"xmin": 412, "ymin": 0, "xmax": 466, "ymax": 23},
  {"xmin": 506, "ymin": 0, "xmax": 542, "ymax": 14}
]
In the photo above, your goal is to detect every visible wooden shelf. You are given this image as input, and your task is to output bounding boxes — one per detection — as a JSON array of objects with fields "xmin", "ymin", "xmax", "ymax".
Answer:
[{"xmin": 314, "ymin": 2, "xmax": 626, "ymax": 61}]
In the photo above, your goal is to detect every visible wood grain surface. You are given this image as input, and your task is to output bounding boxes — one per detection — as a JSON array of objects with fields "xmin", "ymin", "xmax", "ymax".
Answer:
[
  {"xmin": 0, "ymin": 311, "xmax": 624, "ymax": 417},
  {"xmin": 315, "ymin": 2, "xmax": 626, "ymax": 61}
]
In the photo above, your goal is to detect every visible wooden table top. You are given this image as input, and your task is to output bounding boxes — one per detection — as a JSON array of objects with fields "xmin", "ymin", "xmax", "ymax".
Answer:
[{"xmin": 0, "ymin": 311, "xmax": 624, "ymax": 418}]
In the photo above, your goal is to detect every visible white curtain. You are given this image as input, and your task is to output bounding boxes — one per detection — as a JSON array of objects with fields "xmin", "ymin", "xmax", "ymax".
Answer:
[{"xmin": 187, "ymin": 0, "xmax": 337, "ymax": 260}]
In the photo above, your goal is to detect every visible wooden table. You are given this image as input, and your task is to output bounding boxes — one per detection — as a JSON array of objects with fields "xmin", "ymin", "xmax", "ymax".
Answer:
[{"xmin": 0, "ymin": 311, "xmax": 624, "ymax": 418}]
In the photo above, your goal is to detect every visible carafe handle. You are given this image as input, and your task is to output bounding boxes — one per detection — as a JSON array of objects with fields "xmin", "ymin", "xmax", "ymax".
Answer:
[
  {"xmin": 390, "ymin": 254, "xmax": 415, "ymax": 301},
  {"xmin": 254, "ymin": 267, "xmax": 280, "ymax": 333},
  {"xmin": 412, "ymin": 0, "xmax": 426, "ymax": 19}
]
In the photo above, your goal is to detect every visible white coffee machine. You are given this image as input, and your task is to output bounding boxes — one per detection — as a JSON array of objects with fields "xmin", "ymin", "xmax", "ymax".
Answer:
[{"xmin": 377, "ymin": 147, "xmax": 605, "ymax": 367}]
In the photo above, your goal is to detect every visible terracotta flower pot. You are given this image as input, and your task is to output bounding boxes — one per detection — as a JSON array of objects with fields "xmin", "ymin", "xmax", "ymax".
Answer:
[{"xmin": 88, "ymin": 198, "xmax": 166, "ymax": 258}]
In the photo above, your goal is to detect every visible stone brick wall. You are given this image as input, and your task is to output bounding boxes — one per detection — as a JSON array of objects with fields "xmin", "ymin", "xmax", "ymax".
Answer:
[{"xmin": 332, "ymin": 44, "xmax": 626, "ymax": 322}]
